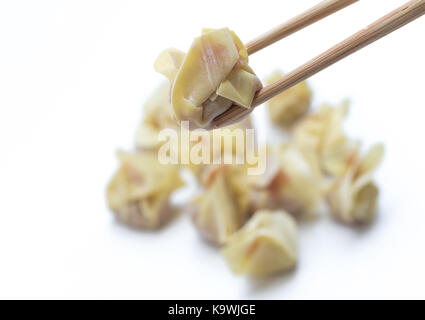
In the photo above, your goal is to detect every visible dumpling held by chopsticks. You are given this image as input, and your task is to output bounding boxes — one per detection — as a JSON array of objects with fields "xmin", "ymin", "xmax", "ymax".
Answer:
[{"xmin": 155, "ymin": 28, "xmax": 262, "ymax": 129}]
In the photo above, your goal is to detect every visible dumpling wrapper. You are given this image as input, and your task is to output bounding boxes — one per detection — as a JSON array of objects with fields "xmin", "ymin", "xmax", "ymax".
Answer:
[
  {"xmin": 172, "ymin": 28, "xmax": 239, "ymax": 127},
  {"xmin": 327, "ymin": 144, "xmax": 384, "ymax": 224},
  {"xmin": 266, "ymin": 70, "xmax": 312, "ymax": 126},
  {"xmin": 190, "ymin": 165, "xmax": 250, "ymax": 245},
  {"xmin": 107, "ymin": 151, "xmax": 184, "ymax": 206},
  {"xmin": 216, "ymin": 68, "xmax": 260, "ymax": 109},
  {"xmin": 154, "ymin": 48, "xmax": 185, "ymax": 83},
  {"xmin": 248, "ymin": 144, "xmax": 322, "ymax": 217},
  {"xmin": 155, "ymin": 28, "xmax": 262, "ymax": 129},
  {"xmin": 106, "ymin": 151, "xmax": 184, "ymax": 229},
  {"xmin": 222, "ymin": 210, "xmax": 298, "ymax": 276}
]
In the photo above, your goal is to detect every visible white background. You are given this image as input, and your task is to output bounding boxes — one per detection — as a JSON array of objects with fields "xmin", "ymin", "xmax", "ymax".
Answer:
[{"xmin": 1, "ymin": 0, "xmax": 425, "ymax": 299}]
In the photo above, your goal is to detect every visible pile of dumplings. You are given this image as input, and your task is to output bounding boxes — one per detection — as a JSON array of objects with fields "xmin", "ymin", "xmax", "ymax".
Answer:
[{"xmin": 106, "ymin": 31, "xmax": 384, "ymax": 277}]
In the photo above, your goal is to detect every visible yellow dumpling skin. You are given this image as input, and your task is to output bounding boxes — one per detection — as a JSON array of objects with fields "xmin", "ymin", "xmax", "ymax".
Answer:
[{"xmin": 155, "ymin": 28, "xmax": 261, "ymax": 129}]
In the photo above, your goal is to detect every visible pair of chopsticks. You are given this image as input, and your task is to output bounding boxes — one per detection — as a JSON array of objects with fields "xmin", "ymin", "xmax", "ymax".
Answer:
[{"xmin": 211, "ymin": 0, "xmax": 425, "ymax": 128}]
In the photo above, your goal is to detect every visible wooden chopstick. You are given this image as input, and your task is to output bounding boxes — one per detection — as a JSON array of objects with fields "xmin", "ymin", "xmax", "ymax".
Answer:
[
  {"xmin": 212, "ymin": 0, "xmax": 425, "ymax": 128},
  {"xmin": 246, "ymin": 0, "xmax": 359, "ymax": 55}
]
